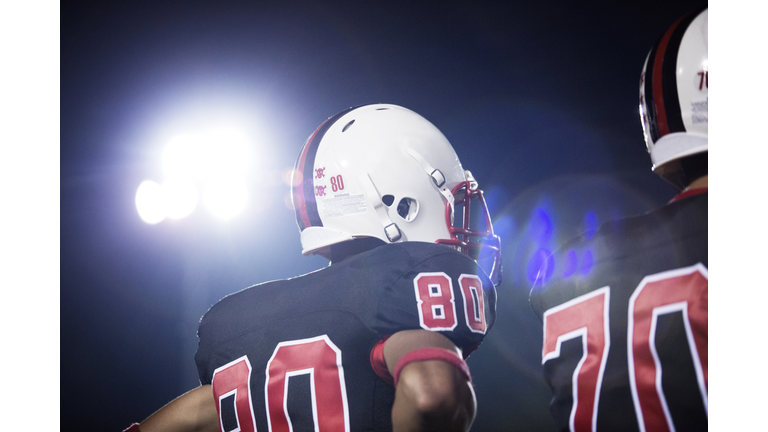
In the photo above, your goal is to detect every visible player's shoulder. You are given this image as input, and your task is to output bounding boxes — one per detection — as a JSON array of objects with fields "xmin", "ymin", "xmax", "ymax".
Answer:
[
  {"xmin": 652, "ymin": 189, "xmax": 707, "ymax": 226},
  {"xmin": 379, "ymin": 242, "xmax": 486, "ymax": 277},
  {"xmin": 604, "ymin": 191, "xmax": 707, "ymax": 248},
  {"xmin": 200, "ymin": 276, "xmax": 299, "ymax": 323},
  {"xmin": 389, "ymin": 241, "xmax": 472, "ymax": 262},
  {"xmin": 564, "ymin": 190, "xmax": 707, "ymax": 254},
  {"xmin": 530, "ymin": 193, "xmax": 707, "ymax": 314},
  {"xmin": 342, "ymin": 241, "xmax": 472, "ymax": 268},
  {"xmin": 339, "ymin": 241, "xmax": 492, "ymax": 291}
]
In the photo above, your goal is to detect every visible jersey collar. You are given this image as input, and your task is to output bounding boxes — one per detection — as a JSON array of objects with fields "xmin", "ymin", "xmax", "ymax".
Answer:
[{"xmin": 670, "ymin": 186, "xmax": 708, "ymax": 203}]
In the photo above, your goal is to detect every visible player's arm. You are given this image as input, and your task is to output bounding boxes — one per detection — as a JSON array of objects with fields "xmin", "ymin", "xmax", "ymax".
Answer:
[
  {"xmin": 124, "ymin": 384, "xmax": 219, "ymax": 432},
  {"xmin": 384, "ymin": 329, "xmax": 476, "ymax": 432}
]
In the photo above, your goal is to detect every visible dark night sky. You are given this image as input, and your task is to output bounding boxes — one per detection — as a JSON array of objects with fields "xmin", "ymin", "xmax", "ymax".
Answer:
[{"xmin": 49, "ymin": 1, "xmax": 745, "ymax": 431}]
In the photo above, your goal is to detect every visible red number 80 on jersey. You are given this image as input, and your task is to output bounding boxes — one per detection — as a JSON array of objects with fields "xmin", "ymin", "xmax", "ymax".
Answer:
[
  {"xmin": 413, "ymin": 272, "xmax": 488, "ymax": 334},
  {"xmin": 209, "ymin": 271, "xmax": 488, "ymax": 432},
  {"xmin": 211, "ymin": 335, "xmax": 349, "ymax": 432}
]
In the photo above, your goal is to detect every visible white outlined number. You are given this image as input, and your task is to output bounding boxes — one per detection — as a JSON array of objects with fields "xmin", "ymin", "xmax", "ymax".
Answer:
[
  {"xmin": 212, "ymin": 356, "xmax": 258, "ymax": 432},
  {"xmin": 413, "ymin": 272, "xmax": 488, "ymax": 333},
  {"xmin": 628, "ymin": 264, "xmax": 708, "ymax": 432},
  {"xmin": 541, "ymin": 263, "xmax": 708, "ymax": 432},
  {"xmin": 459, "ymin": 274, "xmax": 487, "ymax": 334},
  {"xmin": 543, "ymin": 287, "xmax": 610, "ymax": 432},
  {"xmin": 210, "ymin": 335, "xmax": 350, "ymax": 432},
  {"xmin": 265, "ymin": 335, "xmax": 350, "ymax": 432},
  {"xmin": 413, "ymin": 272, "xmax": 458, "ymax": 331}
]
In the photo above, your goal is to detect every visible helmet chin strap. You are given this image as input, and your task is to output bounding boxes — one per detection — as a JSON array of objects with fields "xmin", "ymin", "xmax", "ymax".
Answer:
[
  {"xmin": 464, "ymin": 170, "xmax": 478, "ymax": 191},
  {"xmin": 359, "ymin": 173, "xmax": 402, "ymax": 242},
  {"xmin": 359, "ymin": 148, "xmax": 459, "ymax": 245},
  {"xmin": 406, "ymin": 147, "xmax": 455, "ymax": 206}
]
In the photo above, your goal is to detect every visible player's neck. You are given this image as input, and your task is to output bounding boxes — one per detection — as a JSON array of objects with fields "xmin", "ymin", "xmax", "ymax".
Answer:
[{"xmin": 329, "ymin": 237, "xmax": 387, "ymax": 265}]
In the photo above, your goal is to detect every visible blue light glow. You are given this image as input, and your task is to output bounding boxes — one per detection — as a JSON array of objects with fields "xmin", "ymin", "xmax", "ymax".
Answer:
[
  {"xmin": 584, "ymin": 211, "xmax": 597, "ymax": 238},
  {"xmin": 580, "ymin": 250, "xmax": 594, "ymax": 275},
  {"xmin": 527, "ymin": 248, "xmax": 552, "ymax": 283},
  {"xmin": 563, "ymin": 249, "xmax": 578, "ymax": 278},
  {"xmin": 492, "ymin": 215, "xmax": 515, "ymax": 241},
  {"xmin": 530, "ymin": 208, "xmax": 553, "ymax": 244}
]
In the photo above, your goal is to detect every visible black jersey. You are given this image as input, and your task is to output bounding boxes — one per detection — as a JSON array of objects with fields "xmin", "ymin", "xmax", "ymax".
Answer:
[
  {"xmin": 195, "ymin": 241, "xmax": 496, "ymax": 432},
  {"xmin": 529, "ymin": 190, "xmax": 707, "ymax": 432}
]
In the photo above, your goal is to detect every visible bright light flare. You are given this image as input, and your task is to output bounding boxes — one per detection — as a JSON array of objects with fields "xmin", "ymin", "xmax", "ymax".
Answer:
[
  {"xmin": 163, "ymin": 178, "xmax": 198, "ymax": 219},
  {"xmin": 163, "ymin": 128, "xmax": 253, "ymax": 181},
  {"xmin": 138, "ymin": 124, "xmax": 260, "ymax": 224},
  {"xmin": 282, "ymin": 167, "xmax": 302, "ymax": 187},
  {"xmin": 204, "ymin": 127, "xmax": 253, "ymax": 178},
  {"xmin": 204, "ymin": 178, "xmax": 249, "ymax": 221},
  {"xmin": 162, "ymin": 134, "xmax": 204, "ymax": 179},
  {"xmin": 136, "ymin": 180, "xmax": 166, "ymax": 224}
]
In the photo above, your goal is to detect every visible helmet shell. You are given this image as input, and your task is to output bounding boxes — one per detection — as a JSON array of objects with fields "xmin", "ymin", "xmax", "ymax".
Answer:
[
  {"xmin": 639, "ymin": 8, "xmax": 708, "ymax": 171},
  {"xmin": 292, "ymin": 104, "xmax": 466, "ymax": 257}
]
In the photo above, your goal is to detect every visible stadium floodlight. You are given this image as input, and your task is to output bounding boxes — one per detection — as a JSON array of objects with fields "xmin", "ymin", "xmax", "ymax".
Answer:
[
  {"xmin": 162, "ymin": 134, "xmax": 205, "ymax": 180},
  {"xmin": 202, "ymin": 127, "xmax": 253, "ymax": 179},
  {"xmin": 204, "ymin": 177, "xmax": 248, "ymax": 221},
  {"xmin": 137, "ymin": 122, "xmax": 261, "ymax": 224},
  {"xmin": 136, "ymin": 180, "xmax": 166, "ymax": 224},
  {"xmin": 162, "ymin": 177, "xmax": 198, "ymax": 219}
]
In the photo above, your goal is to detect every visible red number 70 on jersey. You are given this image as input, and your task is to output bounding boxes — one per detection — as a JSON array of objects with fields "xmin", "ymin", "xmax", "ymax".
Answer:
[{"xmin": 542, "ymin": 263, "xmax": 708, "ymax": 432}]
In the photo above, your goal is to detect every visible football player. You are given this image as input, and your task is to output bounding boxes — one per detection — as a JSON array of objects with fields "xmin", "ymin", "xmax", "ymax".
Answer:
[
  {"xmin": 529, "ymin": 7, "xmax": 707, "ymax": 432},
  {"xmin": 125, "ymin": 104, "xmax": 501, "ymax": 432}
]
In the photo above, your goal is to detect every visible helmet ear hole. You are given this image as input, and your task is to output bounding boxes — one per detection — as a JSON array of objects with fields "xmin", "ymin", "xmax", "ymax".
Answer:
[
  {"xmin": 382, "ymin": 195, "xmax": 395, "ymax": 206},
  {"xmin": 397, "ymin": 197, "xmax": 419, "ymax": 221}
]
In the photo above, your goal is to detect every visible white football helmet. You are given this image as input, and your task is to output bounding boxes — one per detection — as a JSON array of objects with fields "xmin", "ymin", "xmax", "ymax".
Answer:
[
  {"xmin": 639, "ymin": 7, "xmax": 707, "ymax": 176},
  {"xmin": 291, "ymin": 104, "xmax": 501, "ymax": 284}
]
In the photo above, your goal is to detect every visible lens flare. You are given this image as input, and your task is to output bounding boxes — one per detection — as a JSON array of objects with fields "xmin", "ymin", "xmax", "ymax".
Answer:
[{"xmin": 135, "ymin": 180, "xmax": 166, "ymax": 224}]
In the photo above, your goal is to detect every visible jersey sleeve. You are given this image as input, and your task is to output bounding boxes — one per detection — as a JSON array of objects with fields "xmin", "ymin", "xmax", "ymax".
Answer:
[{"xmin": 373, "ymin": 247, "xmax": 496, "ymax": 357}]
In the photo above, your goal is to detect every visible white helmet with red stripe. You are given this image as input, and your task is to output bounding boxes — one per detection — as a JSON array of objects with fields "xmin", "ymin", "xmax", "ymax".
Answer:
[
  {"xmin": 291, "ymin": 104, "xmax": 501, "ymax": 284},
  {"xmin": 639, "ymin": 7, "xmax": 707, "ymax": 182}
]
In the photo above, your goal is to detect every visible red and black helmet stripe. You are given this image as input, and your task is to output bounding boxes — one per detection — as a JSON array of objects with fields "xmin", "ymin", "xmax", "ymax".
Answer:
[
  {"xmin": 643, "ymin": 7, "xmax": 705, "ymax": 143},
  {"xmin": 292, "ymin": 106, "xmax": 359, "ymax": 231}
]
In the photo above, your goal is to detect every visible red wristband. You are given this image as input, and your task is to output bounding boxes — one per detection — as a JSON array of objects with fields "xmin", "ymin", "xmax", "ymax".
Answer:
[
  {"xmin": 123, "ymin": 423, "xmax": 141, "ymax": 432},
  {"xmin": 369, "ymin": 336, "xmax": 394, "ymax": 385},
  {"xmin": 393, "ymin": 347, "xmax": 471, "ymax": 385}
]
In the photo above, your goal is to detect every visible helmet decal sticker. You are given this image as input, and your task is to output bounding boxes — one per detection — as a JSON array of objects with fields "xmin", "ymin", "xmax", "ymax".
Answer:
[
  {"xmin": 293, "ymin": 107, "xmax": 357, "ymax": 231},
  {"xmin": 320, "ymin": 192, "xmax": 368, "ymax": 219}
]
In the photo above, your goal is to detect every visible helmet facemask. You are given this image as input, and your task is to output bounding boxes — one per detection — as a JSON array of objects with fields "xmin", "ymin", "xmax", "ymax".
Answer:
[{"xmin": 436, "ymin": 179, "xmax": 502, "ymax": 286}]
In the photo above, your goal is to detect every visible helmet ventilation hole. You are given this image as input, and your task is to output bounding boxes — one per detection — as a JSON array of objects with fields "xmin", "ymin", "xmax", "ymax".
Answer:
[
  {"xmin": 397, "ymin": 198, "xmax": 418, "ymax": 221},
  {"xmin": 342, "ymin": 119, "xmax": 355, "ymax": 132},
  {"xmin": 382, "ymin": 195, "xmax": 395, "ymax": 206}
]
